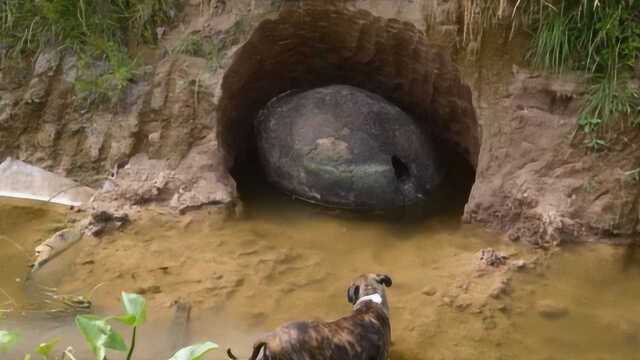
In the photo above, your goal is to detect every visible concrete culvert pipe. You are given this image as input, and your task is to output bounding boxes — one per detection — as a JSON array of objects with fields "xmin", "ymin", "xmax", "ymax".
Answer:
[{"xmin": 217, "ymin": 3, "xmax": 480, "ymax": 212}]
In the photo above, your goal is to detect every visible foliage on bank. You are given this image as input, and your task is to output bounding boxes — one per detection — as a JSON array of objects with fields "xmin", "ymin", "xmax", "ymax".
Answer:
[
  {"xmin": 0, "ymin": 292, "xmax": 218, "ymax": 360},
  {"xmin": 530, "ymin": 0, "xmax": 639, "ymax": 150},
  {"xmin": 0, "ymin": 0, "xmax": 180, "ymax": 105},
  {"xmin": 1, "ymin": 0, "xmax": 638, "ymax": 147},
  {"xmin": 470, "ymin": 0, "xmax": 640, "ymax": 149}
]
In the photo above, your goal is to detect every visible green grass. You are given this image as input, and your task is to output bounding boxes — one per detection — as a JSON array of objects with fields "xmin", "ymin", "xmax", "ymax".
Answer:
[
  {"xmin": 171, "ymin": 16, "xmax": 253, "ymax": 71},
  {"xmin": 171, "ymin": 33, "xmax": 224, "ymax": 70},
  {"xmin": 524, "ymin": 0, "xmax": 640, "ymax": 146},
  {"xmin": 74, "ymin": 40, "xmax": 140, "ymax": 106},
  {"xmin": 0, "ymin": 0, "xmax": 180, "ymax": 105},
  {"xmin": 466, "ymin": 0, "xmax": 640, "ymax": 148},
  {"xmin": 1, "ymin": 292, "xmax": 218, "ymax": 360}
]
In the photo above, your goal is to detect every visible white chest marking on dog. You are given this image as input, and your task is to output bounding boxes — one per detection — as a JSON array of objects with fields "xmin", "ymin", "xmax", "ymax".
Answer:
[{"xmin": 355, "ymin": 293, "xmax": 383, "ymax": 306}]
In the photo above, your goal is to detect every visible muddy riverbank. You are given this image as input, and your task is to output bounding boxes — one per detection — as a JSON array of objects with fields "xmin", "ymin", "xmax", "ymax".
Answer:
[{"xmin": 0, "ymin": 0, "xmax": 637, "ymax": 245}]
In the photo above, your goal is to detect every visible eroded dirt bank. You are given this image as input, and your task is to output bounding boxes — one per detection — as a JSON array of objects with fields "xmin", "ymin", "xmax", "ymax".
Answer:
[{"xmin": 0, "ymin": 0, "xmax": 637, "ymax": 243}]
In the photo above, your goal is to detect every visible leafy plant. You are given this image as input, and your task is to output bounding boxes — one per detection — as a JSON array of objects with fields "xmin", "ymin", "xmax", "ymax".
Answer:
[
  {"xmin": 172, "ymin": 34, "xmax": 207, "ymax": 57},
  {"xmin": 75, "ymin": 292, "xmax": 145, "ymax": 360},
  {"xmin": 75, "ymin": 315, "xmax": 128, "ymax": 360},
  {"xmin": 127, "ymin": 0, "xmax": 180, "ymax": 45},
  {"xmin": 578, "ymin": 113, "xmax": 603, "ymax": 134},
  {"xmin": 526, "ymin": 0, "xmax": 640, "ymax": 143},
  {"xmin": 36, "ymin": 339, "xmax": 60, "ymax": 359},
  {"xmin": 2, "ymin": 292, "xmax": 215, "ymax": 359},
  {"xmin": 466, "ymin": 0, "xmax": 640, "ymax": 148},
  {"xmin": 172, "ymin": 33, "xmax": 225, "ymax": 70},
  {"xmin": 74, "ymin": 40, "xmax": 140, "ymax": 105},
  {"xmin": 584, "ymin": 136, "xmax": 607, "ymax": 152},
  {"xmin": 0, "ymin": 331, "xmax": 61, "ymax": 359},
  {"xmin": 0, "ymin": 330, "xmax": 19, "ymax": 353},
  {"xmin": 76, "ymin": 292, "xmax": 218, "ymax": 360},
  {"xmin": 169, "ymin": 342, "xmax": 218, "ymax": 360},
  {"xmin": 0, "ymin": 0, "xmax": 179, "ymax": 105}
]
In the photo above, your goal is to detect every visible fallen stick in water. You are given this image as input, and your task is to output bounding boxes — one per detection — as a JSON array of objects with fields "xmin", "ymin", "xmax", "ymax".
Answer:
[
  {"xmin": 30, "ymin": 210, "xmax": 129, "ymax": 274},
  {"xmin": 31, "ymin": 219, "xmax": 90, "ymax": 273}
]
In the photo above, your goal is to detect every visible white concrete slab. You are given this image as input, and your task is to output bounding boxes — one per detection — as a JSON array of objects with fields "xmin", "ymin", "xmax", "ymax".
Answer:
[{"xmin": 0, "ymin": 158, "xmax": 95, "ymax": 206}]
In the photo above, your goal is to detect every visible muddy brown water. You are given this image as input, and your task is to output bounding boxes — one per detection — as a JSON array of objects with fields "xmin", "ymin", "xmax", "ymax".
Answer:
[{"xmin": 1, "ymin": 192, "xmax": 640, "ymax": 360}]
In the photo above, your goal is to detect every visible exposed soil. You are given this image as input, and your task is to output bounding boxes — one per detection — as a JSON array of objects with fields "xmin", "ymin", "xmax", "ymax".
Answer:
[
  {"xmin": 1, "ymin": 0, "xmax": 637, "ymax": 243},
  {"xmin": 464, "ymin": 67, "xmax": 640, "ymax": 244}
]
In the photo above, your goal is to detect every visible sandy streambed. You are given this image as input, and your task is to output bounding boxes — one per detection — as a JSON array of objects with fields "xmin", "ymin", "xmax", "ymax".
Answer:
[{"xmin": 1, "ymin": 193, "xmax": 640, "ymax": 359}]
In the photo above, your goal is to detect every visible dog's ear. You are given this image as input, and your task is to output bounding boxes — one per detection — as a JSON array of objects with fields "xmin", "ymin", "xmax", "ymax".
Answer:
[
  {"xmin": 375, "ymin": 274, "xmax": 392, "ymax": 287},
  {"xmin": 347, "ymin": 285, "xmax": 359, "ymax": 304}
]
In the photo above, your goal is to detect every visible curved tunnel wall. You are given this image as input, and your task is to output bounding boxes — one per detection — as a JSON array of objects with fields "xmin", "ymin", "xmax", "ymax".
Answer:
[{"xmin": 217, "ymin": 3, "xmax": 480, "ymax": 204}]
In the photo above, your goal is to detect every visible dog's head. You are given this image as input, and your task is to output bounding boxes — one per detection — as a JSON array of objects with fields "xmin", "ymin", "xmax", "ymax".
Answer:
[{"xmin": 347, "ymin": 273, "xmax": 392, "ymax": 314}]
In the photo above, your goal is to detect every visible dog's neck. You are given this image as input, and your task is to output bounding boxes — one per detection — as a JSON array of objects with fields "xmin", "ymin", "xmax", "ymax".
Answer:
[
  {"xmin": 353, "ymin": 293, "xmax": 389, "ymax": 316},
  {"xmin": 355, "ymin": 293, "xmax": 384, "ymax": 308}
]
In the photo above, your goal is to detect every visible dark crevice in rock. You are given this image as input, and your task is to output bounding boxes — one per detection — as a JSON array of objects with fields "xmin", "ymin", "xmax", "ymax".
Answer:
[{"xmin": 391, "ymin": 155, "xmax": 411, "ymax": 183}]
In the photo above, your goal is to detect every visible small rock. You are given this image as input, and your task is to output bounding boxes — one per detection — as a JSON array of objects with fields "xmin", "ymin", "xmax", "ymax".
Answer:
[
  {"xmin": 490, "ymin": 278, "xmax": 511, "ymax": 299},
  {"xmin": 508, "ymin": 232, "xmax": 520, "ymax": 242},
  {"xmin": 421, "ymin": 286, "xmax": 438, "ymax": 296},
  {"xmin": 478, "ymin": 248, "xmax": 508, "ymax": 267},
  {"xmin": 495, "ymin": 303, "xmax": 511, "ymax": 314},
  {"xmin": 148, "ymin": 131, "xmax": 161, "ymax": 143},
  {"xmin": 457, "ymin": 281, "xmax": 471, "ymax": 292},
  {"xmin": 455, "ymin": 301, "xmax": 472, "ymax": 312},
  {"xmin": 536, "ymin": 300, "xmax": 569, "ymax": 319},
  {"xmin": 87, "ymin": 210, "xmax": 130, "ymax": 236},
  {"xmin": 510, "ymin": 259, "xmax": 527, "ymax": 271}
]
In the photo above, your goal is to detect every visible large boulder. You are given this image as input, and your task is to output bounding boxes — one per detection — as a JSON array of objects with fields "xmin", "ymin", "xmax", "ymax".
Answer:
[{"xmin": 256, "ymin": 85, "xmax": 441, "ymax": 209}]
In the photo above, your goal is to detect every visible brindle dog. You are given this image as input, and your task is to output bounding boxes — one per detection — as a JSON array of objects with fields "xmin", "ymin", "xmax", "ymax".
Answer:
[{"xmin": 227, "ymin": 273, "xmax": 393, "ymax": 360}]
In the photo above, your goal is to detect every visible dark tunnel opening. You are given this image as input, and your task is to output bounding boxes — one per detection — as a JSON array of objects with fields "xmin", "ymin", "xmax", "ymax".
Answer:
[{"xmin": 391, "ymin": 155, "xmax": 411, "ymax": 184}]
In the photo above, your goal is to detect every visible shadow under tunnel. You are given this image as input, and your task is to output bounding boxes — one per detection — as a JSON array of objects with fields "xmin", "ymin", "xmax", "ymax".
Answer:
[{"xmin": 217, "ymin": 3, "xmax": 479, "ymax": 222}]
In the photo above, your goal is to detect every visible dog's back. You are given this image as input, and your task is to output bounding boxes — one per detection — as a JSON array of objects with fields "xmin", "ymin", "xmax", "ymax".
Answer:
[
  {"xmin": 253, "ymin": 302, "xmax": 390, "ymax": 360},
  {"xmin": 228, "ymin": 273, "xmax": 393, "ymax": 360}
]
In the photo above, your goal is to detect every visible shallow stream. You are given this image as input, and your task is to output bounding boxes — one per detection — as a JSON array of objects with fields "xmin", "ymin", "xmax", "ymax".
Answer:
[{"xmin": 1, "ymin": 191, "xmax": 639, "ymax": 360}]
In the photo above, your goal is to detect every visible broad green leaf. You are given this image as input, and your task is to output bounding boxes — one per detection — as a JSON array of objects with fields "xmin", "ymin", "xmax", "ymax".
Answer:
[
  {"xmin": 169, "ymin": 342, "xmax": 218, "ymax": 360},
  {"xmin": 75, "ymin": 315, "xmax": 127, "ymax": 360},
  {"xmin": 116, "ymin": 292, "xmax": 146, "ymax": 326},
  {"xmin": 36, "ymin": 338, "xmax": 59, "ymax": 358},
  {"xmin": 0, "ymin": 330, "xmax": 19, "ymax": 353},
  {"xmin": 24, "ymin": 354, "xmax": 32, "ymax": 360}
]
